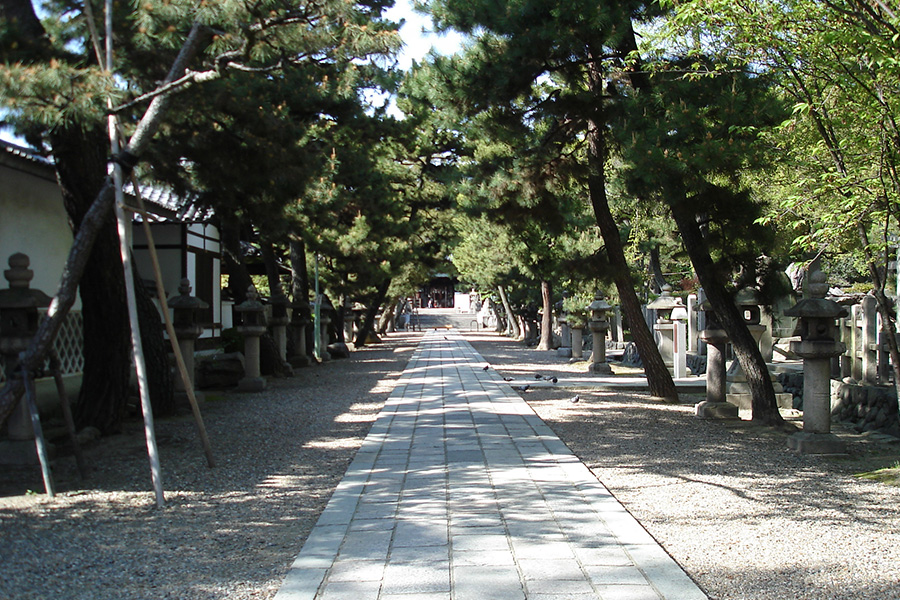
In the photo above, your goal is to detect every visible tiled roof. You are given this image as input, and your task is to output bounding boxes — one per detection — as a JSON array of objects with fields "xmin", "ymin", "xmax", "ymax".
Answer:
[
  {"xmin": 2, "ymin": 139, "xmax": 214, "ymax": 223},
  {"xmin": 124, "ymin": 182, "xmax": 213, "ymax": 223},
  {"xmin": 1, "ymin": 139, "xmax": 54, "ymax": 166}
]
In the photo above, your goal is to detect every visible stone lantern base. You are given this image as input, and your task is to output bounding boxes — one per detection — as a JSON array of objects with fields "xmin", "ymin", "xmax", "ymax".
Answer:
[
  {"xmin": 588, "ymin": 360, "xmax": 612, "ymax": 375},
  {"xmin": 694, "ymin": 400, "xmax": 739, "ymax": 420},
  {"xmin": 787, "ymin": 431, "xmax": 847, "ymax": 455}
]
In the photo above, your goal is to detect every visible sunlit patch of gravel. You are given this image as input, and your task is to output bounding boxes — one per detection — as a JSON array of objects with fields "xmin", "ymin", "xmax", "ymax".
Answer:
[
  {"xmin": 466, "ymin": 330, "xmax": 900, "ymax": 600},
  {"xmin": 0, "ymin": 332, "xmax": 420, "ymax": 600}
]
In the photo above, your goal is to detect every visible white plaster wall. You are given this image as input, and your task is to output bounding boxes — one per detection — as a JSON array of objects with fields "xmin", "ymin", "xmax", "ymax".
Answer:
[{"xmin": 0, "ymin": 165, "xmax": 80, "ymax": 308}]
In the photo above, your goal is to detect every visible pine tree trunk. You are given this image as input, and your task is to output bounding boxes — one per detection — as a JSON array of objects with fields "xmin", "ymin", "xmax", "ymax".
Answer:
[
  {"xmin": 221, "ymin": 218, "xmax": 254, "ymax": 304},
  {"xmin": 536, "ymin": 279, "xmax": 554, "ymax": 351},
  {"xmin": 134, "ymin": 274, "xmax": 174, "ymax": 417},
  {"xmin": 649, "ymin": 245, "xmax": 667, "ymax": 294},
  {"xmin": 612, "ymin": 21, "xmax": 779, "ymax": 420},
  {"xmin": 50, "ymin": 126, "xmax": 134, "ymax": 433},
  {"xmin": 498, "ymin": 285, "xmax": 520, "ymax": 338},
  {"xmin": 585, "ymin": 48, "xmax": 678, "ymax": 402},
  {"xmin": 377, "ymin": 297, "xmax": 399, "ymax": 335},
  {"xmin": 355, "ymin": 279, "xmax": 391, "ymax": 347},
  {"xmin": 670, "ymin": 203, "xmax": 783, "ymax": 425},
  {"xmin": 289, "ymin": 237, "xmax": 314, "ymax": 360},
  {"xmin": 0, "ymin": 6, "xmax": 208, "ymax": 430},
  {"xmin": 261, "ymin": 241, "xmax": 284, "ymax": 297}
]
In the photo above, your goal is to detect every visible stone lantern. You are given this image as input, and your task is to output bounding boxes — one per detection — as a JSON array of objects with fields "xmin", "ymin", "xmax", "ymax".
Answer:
[
  {"xmin": 784, "ymin": 260, "xmax": 848, "ymax": 454},
  {"xmin": 734, "ymin": 287, "xmax": 766, "ymax": 350},
  {"xmin": 288, "ymin": 300, "xmax": 311, "ymax": 368},
  {"xmin": 318, "ymin": 296, "xmax": 333, "ymax": 362},
  {"xmin": 694, "ymin": 299, "xmax": 738, "ymax": 419},
  {"xmin": 557, "ymin": 293, "xmax": 571, "ymax": 358},
  {"xmin": 343, "ymin": 299, "xmax": 356, "ymax": 347},
  {"xmin": 726, "ymin": 287, "xmax": 792, "ymax": 409},
  {"xmin": 587, "ymin": 292, "xmax": 612, "ymax": 374},
  {"xmin": 168, "ymin": 278, "xmax": 208, "ymax": 402},
  {"xmin": 646, "ymin": 284, "xmax": 683, "ymax": 375},
  {"xmin": 234, "ymin": 286, "xmax": 267, "ymax": 392},
  {"xmin": 269, "ymin": 291, "xmax": 290, "ymax": 365},
  {"xmin": 0, "ymin": 253, "xmax": 53, "ymax": 468},
  {"xmin": 570, "ymin": 316, "xmax": 585, "ymax": 360},
  {"xmin": 670, "ymin": 301, "xmax": 689, "ymax": 378}
]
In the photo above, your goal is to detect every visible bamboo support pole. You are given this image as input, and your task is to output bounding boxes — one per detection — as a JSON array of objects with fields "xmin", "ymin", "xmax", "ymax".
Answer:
[
  {"xmin": 128, "ymin": 177, "xmax": 215, "ymax": 468},
  {"xmin": 20, "ymin": 354, "xmax": 55, "ymax": 497},
  {"xmin": 108, "ymin": 0, "xmax": 163, "ymax": 509},
  {"xmin": 49, "ymin": 350, "xmax": 86, "ymax": 480},
  {"xmin": 114, "ymin": 173, "xmax": 165, "ymax": 508}
]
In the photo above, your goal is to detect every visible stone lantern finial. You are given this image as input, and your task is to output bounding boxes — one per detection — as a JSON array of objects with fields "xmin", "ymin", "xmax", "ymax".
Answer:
[
  {"xmin": 807, "ymin": 258, "xmax": 828, "ymax": 299},
  {"xmin": 4, "ymin": 253, "xmax": 33, "ymax": 290},
  {"xmin": 178, "ymin": 278, "xmax": 192, "ymax": 296}
]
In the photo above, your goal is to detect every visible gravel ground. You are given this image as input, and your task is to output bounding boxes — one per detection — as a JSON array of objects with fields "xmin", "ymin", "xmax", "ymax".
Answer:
[
  {"xmin": 466, "ymin": 330, "xmax": 900, "ymax": 600},
  {"xmin": 0, "ymin": 332, "xmax": 418, "ymax": 600},
  {"xmin": 3, "ymin": 329, "xmax": 900, "ymax": 600}
]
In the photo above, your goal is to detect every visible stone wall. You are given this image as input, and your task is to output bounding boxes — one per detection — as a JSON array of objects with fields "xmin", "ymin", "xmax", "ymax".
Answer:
[{"xmin": 833, "ymin": 381, "xmax": 899, "ymax": 437}]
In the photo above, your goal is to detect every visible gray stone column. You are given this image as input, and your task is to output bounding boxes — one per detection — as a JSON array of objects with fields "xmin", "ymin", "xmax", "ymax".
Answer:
[
  {"xmin": 687, "ymin": 293, "xmax": 699, "ymax": 354},
  {"xmin": 588, "ymin": 293, "xmax": 612, "ymax": 375},
  {"xmin": 557, "ymin": 313, "xmax": 572, "ymax": 358},
  {"xmin": 785, "ymin": 260, "xmax": 848, "ymax": 455},
  {"xmin": 695, "ymin": 327, "xmax": 738, "ymax": 419},
  {"xmin": 861, "ymin": 295, "xmax": 878, "ymax": 385},
  {"xmin": 169, "ymin": 278, "xmax": 208, "ymax": 403},
  {"xmin": 288, "ymin": 301, "xmax": 312, "ymax": 368},
  {"xmin": 647, "ymin": 285, "xmax": 682, "ymax": 375},
  {"xmin": 319, "ymin": 298, "xmax": 333, "ymax": 362},
  {"xmin": 235, "ymin": 287, "xmax": 267, "ymax": 392},
  {"xmin": 571, "ymin": 327, "xmax": 584, "ymax": 359},
  {"xmin": 269, "ymin": 292, "xmax": 290, "ymax": 367}
]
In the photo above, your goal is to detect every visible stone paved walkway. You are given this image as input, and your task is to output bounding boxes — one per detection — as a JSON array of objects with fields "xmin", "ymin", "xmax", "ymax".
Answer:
[{"xmin": 274, "ymin": 331, "xmax": 707, "ymax": 600}]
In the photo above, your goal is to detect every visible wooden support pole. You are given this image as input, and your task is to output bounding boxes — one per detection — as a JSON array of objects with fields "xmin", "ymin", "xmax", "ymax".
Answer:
[
  {"xmin": 49, "ymin": 350, "xmax": 86, "ymax": 480},
  {"xmin": 20, "ymin": 355, "xmax": 55, "ymax": 497},
  {"xmin": 108, "ymin": 0, "xmax": 163, "ymax": 508},
  {"xmin": 114, "ymin": 181, "xmax": 165, "ymax": 508},
  {"xmin": 129, "ymin": 177, "xmax": 215, "ymax": 468}
]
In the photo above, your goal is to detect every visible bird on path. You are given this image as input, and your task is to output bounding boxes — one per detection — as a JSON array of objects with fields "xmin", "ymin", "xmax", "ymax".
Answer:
[
  {"xmin": 483, "ymin": 365, "xmax": 490, "ymax": 371},
  {"xmin": 503, "ymin": 377, "xmax": 513, "ymax": 382},
  {"xmin": 534, "ymin": 374, "xmax": 544, "ymax": 380},
  {"xmin": 513, "ymin": 384, "xmax": 530, "ymax": 392},
  {"xmin": 569, "ymin": 395, "xmax": 581, "ymax": 403},
  {"xmin": 550, "ymin": 377, "xmax": 558, "ymax": 384}
]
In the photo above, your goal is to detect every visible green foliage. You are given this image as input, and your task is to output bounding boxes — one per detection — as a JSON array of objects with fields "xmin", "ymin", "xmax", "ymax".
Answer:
[{"xmin": 661, "ymin": 0, "xmax": 900, "ymax": 291}]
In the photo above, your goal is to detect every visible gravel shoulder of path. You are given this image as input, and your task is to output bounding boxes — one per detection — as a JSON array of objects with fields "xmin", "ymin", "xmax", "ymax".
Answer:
[
  {"xmin": 0, "ymin": 332, "xmax": 421, "ymax": 600},
  {"xmin": 466, "ymin": 330, "xmax": 900, "ymax": 600}
]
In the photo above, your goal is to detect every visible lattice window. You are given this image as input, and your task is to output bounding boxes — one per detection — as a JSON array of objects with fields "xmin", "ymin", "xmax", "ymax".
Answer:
[
  {"xmin": 0, "ymin": 311, "xmax": 84, "ymax": 383},
  {"xmin": 51, "ymin": 311, "xmax": 84, "ymax": 375}
]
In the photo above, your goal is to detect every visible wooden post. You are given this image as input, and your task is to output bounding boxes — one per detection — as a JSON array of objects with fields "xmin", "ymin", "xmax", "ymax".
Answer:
[
  {"xmin": 108, "ymin": 0, "xmax": 163, "ymax": 507},
  {"xmin": 130, "ymin": 180, "xmax": 214, "ymax": 469},
  {"xmin": 49, "ymin": 350, "xmax": 86, "ymax": 480},
  {"xmin": 20, "ymin": 355, "xmax": 54, "ymax": 497}
]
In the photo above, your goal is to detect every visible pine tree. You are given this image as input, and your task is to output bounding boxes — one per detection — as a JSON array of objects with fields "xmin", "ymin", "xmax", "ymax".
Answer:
[{"xmin": 0, "ymin": 0, "xmax": 401, "ymax": 430}]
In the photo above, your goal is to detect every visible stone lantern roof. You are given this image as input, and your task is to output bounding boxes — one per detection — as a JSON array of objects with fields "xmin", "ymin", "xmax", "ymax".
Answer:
[{"xmin": 646, "ymin": 285, "xmax": 680, "ymax": 311}]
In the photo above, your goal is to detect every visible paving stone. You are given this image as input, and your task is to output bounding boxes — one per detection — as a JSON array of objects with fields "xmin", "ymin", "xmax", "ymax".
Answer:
[
  {"xmin": 317, "ymin": 580, "xmax": 381, "ymax": 600},
  {"xmin": 452, "ymin": 565, "xmax": 524, "ymax": 600},
  {"xmin": 517, "ymin": 558, "xmax": 586, "ymax": 580},
  {"xmin": 452, "ymin": 548, "xmax": 517, "ymax": 566},
  {"xmin": 381, "ymin": 562, "xmax": 451, "ymax": 595}
]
